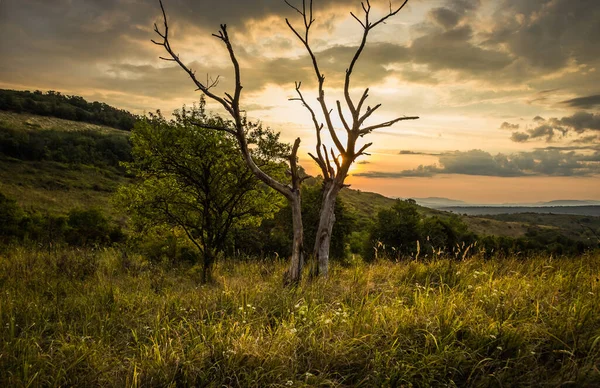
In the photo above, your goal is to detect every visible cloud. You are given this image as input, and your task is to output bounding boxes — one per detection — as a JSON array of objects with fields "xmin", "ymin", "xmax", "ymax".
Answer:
[
  {"xmin": 355, "ymin": 149, "xmax": 600, "ymax": 178},
  {"xmin": 561, "ymin": 94, "xmax": 600, "ymax": 109},
  {"xmin": 572, "ymin": 135, "xmax": 600, "ymax": 144},
  {"xmin": 528, "ymin": 124, "xmax": 563, "ymax": 141},
  {"xmin": 511, "ymin": 132, "xmax": 530, "ymax": 142},
  {"xmin": 537, "ymin": 145, "xmax": 600, "ymax": 151},
  {"xmin": 500, "ymin": 122, "xmax": 519, "ymax": 130},
  {"xmin": 486, "ymin": 0, "xmax": 600, "ymax": 71},
  {"xmin": 429, "ymin": 7, "xmax": 461, "ymax": 29},
  {"xmin": 1, "ymin": 0, "xmax": 599, "ymax": 131},
  {"xmin": 559, "ymin": 112, "xmax": 600, "ymax": 132},
  {"xmin": 509, "ymin": 112, "xmax": 600, "ymax": 143},
  {"xmin": 399, "ymin": 150, "xmax": 440, "ymax": 156},
  {"xmin": 409, "ymin": 25, "xmax": 514, "ymax": 74}
]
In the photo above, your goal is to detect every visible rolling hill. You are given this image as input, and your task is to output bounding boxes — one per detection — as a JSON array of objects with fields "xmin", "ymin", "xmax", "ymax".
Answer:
[{"xmin": 1, "ymin": 109, "xmax": 598, "ymax": 246}]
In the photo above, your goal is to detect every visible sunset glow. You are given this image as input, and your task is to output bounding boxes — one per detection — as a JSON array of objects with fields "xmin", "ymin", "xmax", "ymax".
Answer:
[{"xmin": 1, "ymin": 0, "xmax": 598, "ymax": 203}]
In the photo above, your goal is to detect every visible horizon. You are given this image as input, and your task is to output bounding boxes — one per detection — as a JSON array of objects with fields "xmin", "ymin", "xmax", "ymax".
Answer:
[{"xmin": 1, "ymin": 0, "xmax": 598, "ymax": 202}]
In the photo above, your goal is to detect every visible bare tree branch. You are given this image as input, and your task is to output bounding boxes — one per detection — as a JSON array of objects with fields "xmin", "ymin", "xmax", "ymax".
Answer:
[
  {"xmin": 359, "ymin": 115, "xmax": 420, "ymax": 135},
  {"xmin": 357, "ymin": 103, "xmax": 381, "ymax": 127},
  {"xmin": 291, "ymin": 82, "xmax": 330, "ymax": 178},
  {"xmin": 153, "ymin": 1, "xmax": 233, "ymax": 116},
  {"xmin": 350, "ymin": 12, "xmax": 366, "ymax": 28},
  {"xmin": 153, "ymin": 0, "xmax": 297, "ymax": 200},
  {"xmin": 285, "ymin": 0, "xmax": 345, "ymax": 155},
  {"xmin": 355, "ymin": 142, "xmax": 373, "ymax": 158}
]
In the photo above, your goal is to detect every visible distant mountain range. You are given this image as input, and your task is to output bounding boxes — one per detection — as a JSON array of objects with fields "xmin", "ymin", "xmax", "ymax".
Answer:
[{"xmin": 409, "ymin": 197, "xmax": 600, "ymax": 209}]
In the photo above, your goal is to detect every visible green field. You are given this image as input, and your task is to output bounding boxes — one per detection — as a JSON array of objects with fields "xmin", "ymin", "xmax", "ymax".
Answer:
[
  {"xmin": 0, "ymin": 112, "xmax": 130, "ymax": 216},
  {"xmin": 1, "ymin": 248, "xmax": 599, "ymax": 386},
  {"xmin": 1, "ymin": 109, "xmax": 600, "ymax": 386}
]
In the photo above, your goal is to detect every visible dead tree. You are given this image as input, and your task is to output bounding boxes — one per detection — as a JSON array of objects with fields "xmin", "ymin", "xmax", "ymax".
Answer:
[
  {"xmin": 152, "ymin": 0, "xmax": 306, "ymax": 284},
  {"xmin": 285, "ymin": 0, "xmax": 418, "ymax": 277}
]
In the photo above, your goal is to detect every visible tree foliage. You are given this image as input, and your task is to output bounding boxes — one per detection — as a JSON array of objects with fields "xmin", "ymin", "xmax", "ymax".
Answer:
[
  {"xmin": 0, "ymin": 191, "xmax": 123, "ymax": 248},
  {"xmin": 0, "ymin": 123, "xmax": 131, "ymax": 168},
  {"xmin": 118, "ymin": 101, "xmax": 288, "ymax": 282},
  {"xmin": 364, "ymin": 199, "xmax": 477, "ymax": 260}
]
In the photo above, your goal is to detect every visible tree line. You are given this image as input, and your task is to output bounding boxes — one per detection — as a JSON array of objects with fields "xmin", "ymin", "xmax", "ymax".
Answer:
[
  {"xmin": 0, "ymin": 89, "xmax": 139, "ymax": 131},
  {"xmin": 0, "ymin": 123, "xmax": 132, "ymax": 168}
]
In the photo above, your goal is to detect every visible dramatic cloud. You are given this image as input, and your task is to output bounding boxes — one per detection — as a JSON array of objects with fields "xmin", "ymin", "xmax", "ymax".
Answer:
[
  {"xmin": 429, "ymin": 7, "xmax": 461, "ymax": 29},
  {"xmin": 486, "ymin": 0, "xmax": 600, "ymax": 71},
  {"xmin": 561, "ymin": 94, "xmax": 600, "ymax": 109},
  {"xmin": 409, "ymin": 25, "xmax": 513, "ymax": 75},
  {"xmin": 356, "ymin": 149, "xmax": 600, "ymax": 178},
  {"xmin": 559, "ymin": 112, "xmax": 600, "ymax": 132},
  {"xmin": 0, "ymin": 0, "xmax": 599, "ymax": 202},
  {"xmin": 509, "ymin": 112, "xmax": 600, "ymax": 143}
]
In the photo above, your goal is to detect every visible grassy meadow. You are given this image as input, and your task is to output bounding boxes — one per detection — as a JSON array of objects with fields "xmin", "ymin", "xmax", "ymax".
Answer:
[
  {"xmin": 1, "ymin": 247, "xmax": 599, "ymax": 387},
  {"xmin": 1, "ymin": 107, "xmax": 599, "ymax": 387}
]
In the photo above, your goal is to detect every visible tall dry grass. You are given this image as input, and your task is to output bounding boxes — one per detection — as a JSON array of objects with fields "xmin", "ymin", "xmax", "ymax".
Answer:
[{"xmin": 1, "ymin": 247, "xmax": 599, "ymax": 386}]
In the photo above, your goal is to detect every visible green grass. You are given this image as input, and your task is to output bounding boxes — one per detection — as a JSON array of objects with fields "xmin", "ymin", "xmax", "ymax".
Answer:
[
  {"xmin": 0, "ymin": 111, "xmax": 127, "ymax": 135},
  {"xmin": 484, "ymin": 213, "xmax": 600, "ymax": 241},
  {"xmin": 0, "ymin": 157, "xmax": 129, "ymax": 216},
  {"xmin": 0, "ymin": 111, "xmax": 131, "ymax": 217},
  {"xmin": 1, "ymin": 248, "xmax": 599, "ymax": 387}
]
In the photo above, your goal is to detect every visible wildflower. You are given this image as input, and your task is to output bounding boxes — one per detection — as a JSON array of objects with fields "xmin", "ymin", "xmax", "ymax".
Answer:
[{"xmin": 286, "ymin": 380, "xmax": 293, "ymax": 386}]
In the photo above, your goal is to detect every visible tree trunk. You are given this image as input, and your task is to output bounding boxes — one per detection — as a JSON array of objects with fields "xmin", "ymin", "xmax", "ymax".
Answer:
[
  {"xmin": 202, "ymin": 248, "xmax": 215, "ymax": 284},
  {"xmin": 285, "ymin": 191, "xmax": 304, "ymax": 285},
  {"xmin": 312, "ymin": 180, "xmax": 342, "ymax": 278}
]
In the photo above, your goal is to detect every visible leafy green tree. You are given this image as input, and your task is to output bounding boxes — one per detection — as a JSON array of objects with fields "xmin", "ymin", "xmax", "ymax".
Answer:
[
  {"xmin": 365, "ymin": 200, "xmax": 479, "ymax": 261},
  {"xmin": 364, "ymin": 200, "xmax": 421, "ymax": 261},
  {"xmin": 64, "ymin": 209, "xmax": 122, "ymax": 247},
  {"xmin": 118, "ymin": 102, "xmax": 286, "ymax": 282}
]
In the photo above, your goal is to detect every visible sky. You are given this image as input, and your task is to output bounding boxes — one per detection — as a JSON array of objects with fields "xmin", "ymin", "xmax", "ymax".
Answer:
[{"xmin": 0, "ymin": 0, "xmax": 599, "ymax": 203}]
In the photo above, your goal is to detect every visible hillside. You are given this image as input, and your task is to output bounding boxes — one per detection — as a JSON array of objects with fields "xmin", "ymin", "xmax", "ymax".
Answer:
[
  {"xmin": 1, "ymin": 110, "xmax": 598, "ymax": 250},
  {"xmin": 0, "ymin": 112, "xmax": 131, "ymax": 216},
  {"xmin": 0, "ymin": 110, "xmax": 128, "ymax": 135},
  {"xmin": 0, "ymin": 89, "xmax": 138, "ymax": 131}
]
